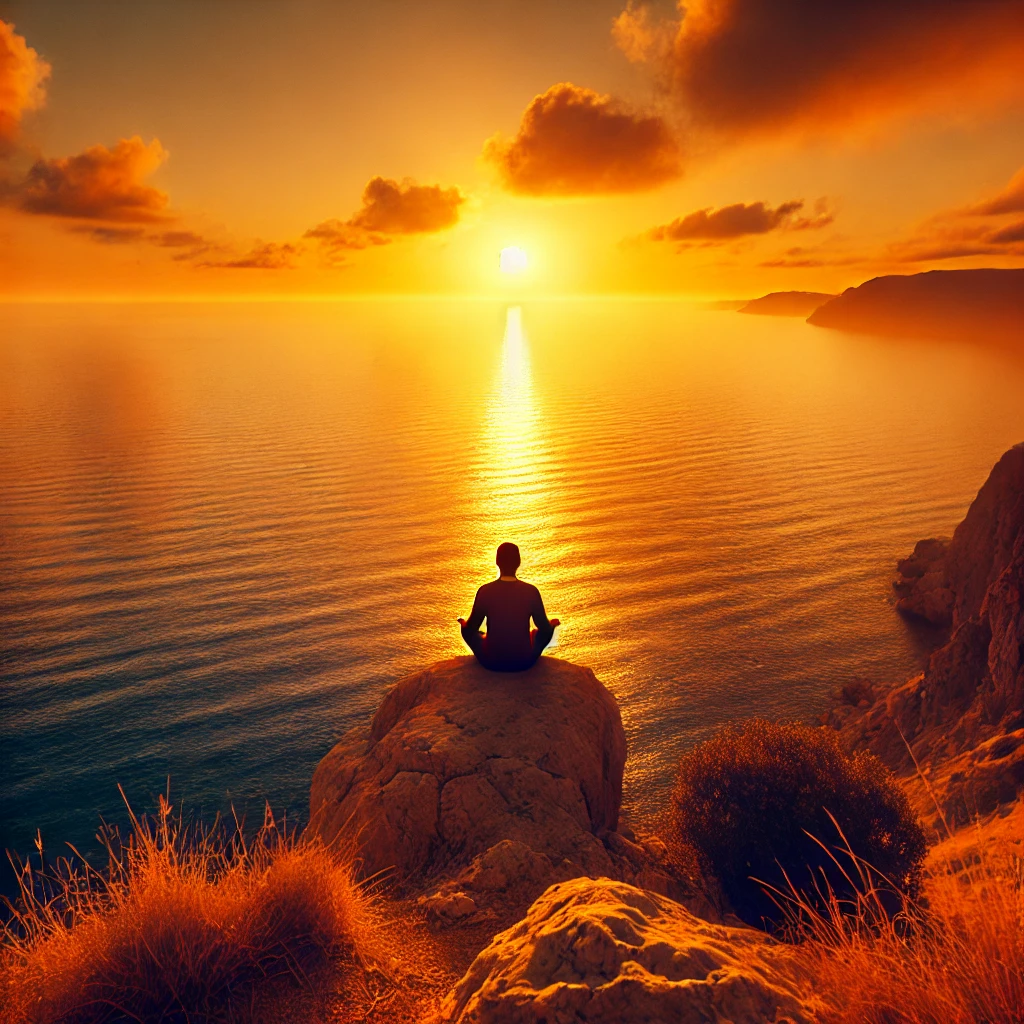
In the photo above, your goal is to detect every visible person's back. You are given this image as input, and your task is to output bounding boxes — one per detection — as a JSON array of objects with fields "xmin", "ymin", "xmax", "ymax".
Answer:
[{"xmin": 459, "ymin": 543, "xmax": 559, "ymax": 672}]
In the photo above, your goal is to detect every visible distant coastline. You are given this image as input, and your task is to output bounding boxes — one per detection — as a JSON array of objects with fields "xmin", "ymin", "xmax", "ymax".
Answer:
[
  {"xmin": 808, "ymin": 268, "xmax": 1024, "ymax": 344},
  {"xmin": 737, "ymin": 291, "xmax": 835, "ymax": 317}
]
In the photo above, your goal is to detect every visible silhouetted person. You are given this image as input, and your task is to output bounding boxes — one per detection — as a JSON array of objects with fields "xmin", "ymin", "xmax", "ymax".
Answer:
[{"xmin": 459, "ymin": 542, "xmax": 560, "ymax": 672}]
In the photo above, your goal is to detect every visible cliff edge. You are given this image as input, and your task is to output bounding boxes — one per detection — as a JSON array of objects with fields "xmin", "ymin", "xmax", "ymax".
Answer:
[{"xmin": 831, "ymin": 443, "xmax": 1024, "ymax": 830}]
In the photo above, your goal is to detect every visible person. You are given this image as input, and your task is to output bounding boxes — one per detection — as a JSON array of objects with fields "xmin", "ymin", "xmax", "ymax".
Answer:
[{"xmin": 458, "ymin": 542, "xmax": 560, "ymax": 672}]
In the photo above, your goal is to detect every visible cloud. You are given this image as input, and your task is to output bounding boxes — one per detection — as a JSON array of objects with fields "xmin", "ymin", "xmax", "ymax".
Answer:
[
  {"xmin": 890, "ymin": 165, "xmax": 1024, "ymax": 262},
  {"xmin": 303, "ymin": 176, "xmax": 464, "ymax": 263},
  {"xmin": 71, "ymin": 225, "xmax": 147, "ymax": 244},
  {"xmin": 484, "ymin": 82, "xmax": 682, "ymax": 196},
  {"xmin": 967, "ymin": 168, "xmax": 1024, "ymax": 217},
  {"xmin": 201, "ymin": 241, "xmax": 301, "ymax": 270},
  {"xmin": 16, "ymin": 136, "xmax": 169, "ymax": 222},
  {"xmin": 0, "ymin": 20, "xmax": 50, "ymax": 153},
  {"xmin": 614, "ymin": 0, "xmax": 1024, "ymax": 140},
  {"xmin": 349, "ymin": 177, "xmax": 464, "ymax": 233},
  {"xmin": 648, "ymin": 199, "xmax": 830, "ymax": 243}
]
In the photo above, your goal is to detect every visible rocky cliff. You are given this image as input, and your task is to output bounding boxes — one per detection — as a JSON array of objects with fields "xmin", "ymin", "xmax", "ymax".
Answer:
[
  {"xmin": 807, "ymin": 268, "xmax": 1024, "ymax": 345},
  {"xmin": 831, "ymin": 443, "xmax": 1024, "ymax": 829}
]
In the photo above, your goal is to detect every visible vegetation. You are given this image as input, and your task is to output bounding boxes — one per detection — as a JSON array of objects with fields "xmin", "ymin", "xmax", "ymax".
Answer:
[
  {"xmin": 790, "ymin": 836, "xmax": 1024, "ymax": 1024},
  {"xmin": 0, "ymin": 793, "xmax": 377, "ymax": 1024},
  {"xmin": 667, "ymin": 718, "xmax": 926, "ymax": 926}
]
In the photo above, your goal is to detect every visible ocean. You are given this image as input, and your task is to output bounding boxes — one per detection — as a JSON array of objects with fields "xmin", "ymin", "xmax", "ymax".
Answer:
[{"xmin": 3, "ymin": 298, "xmax": 1023, "ymax": 874}]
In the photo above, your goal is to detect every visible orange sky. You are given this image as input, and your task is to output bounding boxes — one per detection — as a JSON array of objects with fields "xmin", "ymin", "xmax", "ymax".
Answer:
[{"xmin": 1, "ymin": 0, "xmax": 1023, "ymax": 299}]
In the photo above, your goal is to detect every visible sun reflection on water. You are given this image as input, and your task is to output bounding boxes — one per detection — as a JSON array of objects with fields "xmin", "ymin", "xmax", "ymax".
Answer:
[{"xmin": 473, "ymin": 306, "xmax": 554, "ymax": 563}]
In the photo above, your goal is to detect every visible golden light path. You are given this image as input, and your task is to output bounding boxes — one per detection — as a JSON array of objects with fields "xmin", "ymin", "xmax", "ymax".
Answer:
[{"xmin": 475, "ymin": 306, "xmax": 554, "ymax": 570}]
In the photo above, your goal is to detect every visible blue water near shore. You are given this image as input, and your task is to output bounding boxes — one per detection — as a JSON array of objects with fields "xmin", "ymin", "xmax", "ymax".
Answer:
[{"xmin": 3, "ymin": 298, "xmax": 1024, "ymax": 884}]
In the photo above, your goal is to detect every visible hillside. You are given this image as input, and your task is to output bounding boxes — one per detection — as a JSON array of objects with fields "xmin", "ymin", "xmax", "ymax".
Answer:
[
  {"xmin": 808, "ymin": 268, "xmax": 1024, "ymax": 344},
  {"xmin": 737, "ymin": 291, "xmax": 835, "ymax": 317}
]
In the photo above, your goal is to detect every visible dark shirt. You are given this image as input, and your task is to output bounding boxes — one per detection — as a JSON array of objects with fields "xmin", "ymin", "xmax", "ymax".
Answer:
[{"xmin": 464, "ymin": 577, "xmax": 552, "ymax": 665}]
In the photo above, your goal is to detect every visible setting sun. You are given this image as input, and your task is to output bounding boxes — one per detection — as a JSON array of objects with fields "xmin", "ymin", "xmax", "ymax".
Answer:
[{"xmin": 499, "ymin": 246, "xmax": 529, "ymax": 274}]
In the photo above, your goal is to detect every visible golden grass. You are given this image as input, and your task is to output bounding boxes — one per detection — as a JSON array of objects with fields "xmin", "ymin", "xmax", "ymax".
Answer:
[
  {"xmin": 0, "ymin": 792, "xmax": 377, "ymax": 1024},
  {"xmin": 782, "ymin": 829, "xmax": 1024, "ymax": 1024}
]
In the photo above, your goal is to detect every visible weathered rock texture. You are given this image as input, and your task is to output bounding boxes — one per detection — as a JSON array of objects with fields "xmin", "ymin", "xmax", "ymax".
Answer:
[
  {"xmin": 310, "ymin": 657, "xmax": 627, "ymax": 886},
  {"xmin": 441, "ymin": 877, "xmax": 816, "ymax": 1024},
  {"xmin": 892, "ymin": 537, "xmax": 952, "ymax": 625},
  {"xmin": 831, "ymin": 443, "xmax": 1024, "ymax": 829}
]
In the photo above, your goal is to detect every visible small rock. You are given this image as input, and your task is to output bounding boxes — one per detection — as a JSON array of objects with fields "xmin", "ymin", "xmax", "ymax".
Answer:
[{"xmin": 420, "ymin": 890, "xmax": 477, "ymax": 924}]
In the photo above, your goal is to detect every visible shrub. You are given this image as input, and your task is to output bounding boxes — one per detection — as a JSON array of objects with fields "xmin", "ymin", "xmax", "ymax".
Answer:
[
  {"xmin": 0, "ymin": 794, "xmax": 375, "ymax": 1024},
  {"xmin": 667, "ymin": 719, "xmax": 926, "ymax": 927}
]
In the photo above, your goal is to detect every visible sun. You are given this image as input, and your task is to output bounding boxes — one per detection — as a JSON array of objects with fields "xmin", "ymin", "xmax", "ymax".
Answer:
[{"xmin": 499, "ymin": 246, "xmax": 528, "ymax": 274}]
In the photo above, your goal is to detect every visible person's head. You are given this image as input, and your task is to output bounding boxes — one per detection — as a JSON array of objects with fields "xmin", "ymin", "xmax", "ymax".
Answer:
[{"xmin": 496, "ymin": 542, "xmax": 521, "ymax": 576}]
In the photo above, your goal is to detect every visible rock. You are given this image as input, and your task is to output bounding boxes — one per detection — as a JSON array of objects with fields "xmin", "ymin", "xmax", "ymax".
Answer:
[
  {"xmin": 893, "ymin": 537, "xmax": 953, "ymax": 626},
  {"xmin": 458, "ymin": 840, "xmax": 554, "ymax": 893},
  {"xmin": 945, "ymin": 444, "xmax": 1024, "ymax": 626},
  {"xmin": 420, "ymin": 891, "xmax": 478, "ymax": 925},
  {"xmin": 440, "ymin": 877, "xmax": 816, "ymax": 1024},
  {"xmin": 309, "ymin": 657, "xmax": 626, "ymax": 884},
  {"xmin": 833, "ymin": 443, "xmax": 1024, "ymax": 826}
]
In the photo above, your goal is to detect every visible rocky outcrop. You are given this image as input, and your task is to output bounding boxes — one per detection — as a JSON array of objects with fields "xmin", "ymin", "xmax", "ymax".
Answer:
[
  {"xmin": 831, "ymin": 443, "xmax": 1024, "ymax": 828},
  {"xmin": 440, "ymin": 878, "xmax": 817, "ymax": 1024},
  {"xmin": 892, "ymin": 537, "xmax": 953, "ymax": 625},
  {"xmin": 309, "ymin": 657, "xmax": 628, "ymax": 889},
  {"xmin": 807, "ymin": 268, "xmax": 1024, "ymax": 344},
  {"xmin": 737, "ymin": 290, "xmax": 835, "ymax": 317}
]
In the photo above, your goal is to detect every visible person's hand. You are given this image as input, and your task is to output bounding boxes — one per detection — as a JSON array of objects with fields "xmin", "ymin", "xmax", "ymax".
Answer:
[
  {"xmin": 550, "ymin": 618, "xmax": 561, "ymax": 628},
  {"xmin": 457, "ymin": 617, "xmax": 467, "ymax": 627}
]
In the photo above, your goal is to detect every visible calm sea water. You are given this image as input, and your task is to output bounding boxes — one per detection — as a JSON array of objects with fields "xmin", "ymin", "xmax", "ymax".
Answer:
[{"xmin": 3, "ymin": 299, "xmax": 1024, "ymax": 874}]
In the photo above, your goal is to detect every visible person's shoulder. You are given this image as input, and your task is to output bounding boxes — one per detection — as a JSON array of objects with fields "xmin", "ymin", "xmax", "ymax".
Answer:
[{"xmin": 518, "ymin": 579, "xmax": 542, "ymax": 596}]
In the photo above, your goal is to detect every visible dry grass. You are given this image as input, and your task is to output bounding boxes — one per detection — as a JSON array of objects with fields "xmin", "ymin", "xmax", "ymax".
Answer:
[
  {"xmin": 781, "ymin": 826, "xmax": 1024, "ymax": 1024},
  {"xmin": 0, "ymin": 791, "xmax": 379, "ymax": 1024}
]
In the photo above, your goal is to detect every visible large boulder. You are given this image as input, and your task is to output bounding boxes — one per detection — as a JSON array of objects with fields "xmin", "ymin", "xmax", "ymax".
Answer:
[
  {"xmin": 309, "ymin": 657, "xmax": 627, "ymax": 885},
  {"xmin": 440, "ymin": 877, "xmax": 816, "ymax": 1024}
]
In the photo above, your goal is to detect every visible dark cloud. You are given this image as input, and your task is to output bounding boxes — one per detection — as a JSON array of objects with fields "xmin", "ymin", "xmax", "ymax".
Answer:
[
  {"xmin": 303, "ymin": 176, "xmax": 464, "ymax": 263},
  {"xmin": 152, "ymin": 230, "xmax": 207, "ymax": 249},
  {"xmin": 484, "ymin": 82, "xmax": 682, "ymax": 196},
  {"xmin": 649, "ymin": 199, "xmax": 829, "ymax": 243},
  {"xmin": 15, "ymin": 137, "xmax": 169, "ymax": 222},
  {"xmin": 349, "ymin": 177, "xmax": 464, "ymax": 233},
  {"xmin": 71, "ymin": 225, "xmax": 146, "ymax": 244},
  {"xmin": 201, "ymin": 241, "xmax": 301, "ymax": 270},
  {"xmin": 892, "ymin": 166, "xmax": 1024, "ymax": 262},
  {"xmin": 968, "ymin": 168, "xmax": 1024, "ymax": 217},
  {"xmin": 615, "ymin": 0, "xmax": 1024, "ymax": 139},
  {"xmin": 989, "ymin": 220, "xmax": 1024, "ymax": 245},
  {"xmin": 0, "ymin": 20, "xmax": 49, "ymax": 153},
  {"xmin": 303, "ymin": 218, "xmax": 389, "ymax": 263}
]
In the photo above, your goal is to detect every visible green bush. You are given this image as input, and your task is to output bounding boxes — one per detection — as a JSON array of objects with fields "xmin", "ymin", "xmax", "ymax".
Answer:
[{"xmin": 667, "ymin": 719, "xmax": 926, "ymax": 928}]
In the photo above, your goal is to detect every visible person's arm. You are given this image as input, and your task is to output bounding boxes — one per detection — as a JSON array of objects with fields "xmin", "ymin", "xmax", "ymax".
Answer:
[
  {"xmin": 530, "ymin": 587, "xmax": 559, "ymax": 633},
  {"xmin": 459, "ymin": 588, "xmax": 486, "ymax": 636}
]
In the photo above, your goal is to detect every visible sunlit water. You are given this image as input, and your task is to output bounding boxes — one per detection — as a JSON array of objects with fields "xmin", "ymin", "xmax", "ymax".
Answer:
[{"xmin": 3, "ymin": 299, "xmax": 1024, "ymax": 876}]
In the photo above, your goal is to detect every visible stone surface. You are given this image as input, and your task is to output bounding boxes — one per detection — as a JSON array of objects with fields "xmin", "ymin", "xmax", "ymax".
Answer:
[
  {"xmin": 309, "ymin": 657, "xmax": 627, "ymax": 884},
  {"xmin": 440, "ymin": 877, "xmax": 816, "ymax": 1024},
  {"xmin": 893, "ymin": 537, "xmax": 953, "ymax": 626},
  {"xmin": 831, "ymin": 443, "xmax": 1024, "ymax": 829}
]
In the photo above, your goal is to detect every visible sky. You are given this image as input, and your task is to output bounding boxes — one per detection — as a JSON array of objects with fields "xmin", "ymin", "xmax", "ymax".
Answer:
[{"xmin": 1, "ymin": 0, "xmax": 1023, "ymax": 299}]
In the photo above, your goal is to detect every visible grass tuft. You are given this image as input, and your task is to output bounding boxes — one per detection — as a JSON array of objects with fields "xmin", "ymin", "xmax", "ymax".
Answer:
[
  {"xmin": 784, "ymin": 834, "xmax": 1024, "ymax": 1023},
  {"xmin": 1, "ymin": 790, "xmax": 376, "ymax": 1024}
]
